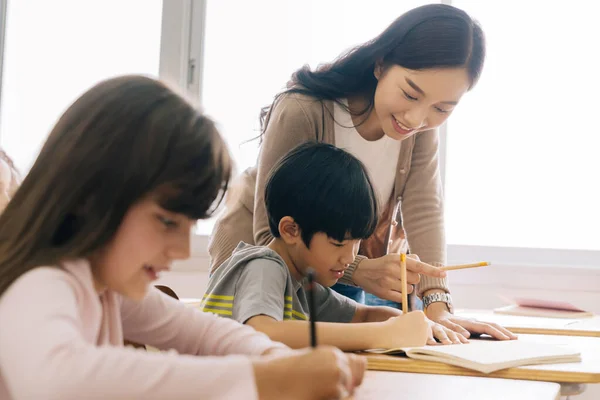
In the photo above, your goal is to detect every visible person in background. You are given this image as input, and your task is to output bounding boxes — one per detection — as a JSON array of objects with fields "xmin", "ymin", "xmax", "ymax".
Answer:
[{"xmin": 0, "ymin": 149, "xmax": 20, "ymax": 213}]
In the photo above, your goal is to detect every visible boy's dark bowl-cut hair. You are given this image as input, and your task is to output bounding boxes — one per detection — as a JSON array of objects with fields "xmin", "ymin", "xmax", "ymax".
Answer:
[{"xmin": 265, "ymin": 142, "xmax": 378, "ymax": 247}]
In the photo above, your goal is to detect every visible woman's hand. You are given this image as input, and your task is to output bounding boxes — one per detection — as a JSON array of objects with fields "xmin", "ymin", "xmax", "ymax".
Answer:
[
  {"xmin": 352, "ymin": 254, "xmax": 446, "ymax": 303},
  {"xmin": 425, "ymin": 302, "xmax": 518, "ymax": 341}
]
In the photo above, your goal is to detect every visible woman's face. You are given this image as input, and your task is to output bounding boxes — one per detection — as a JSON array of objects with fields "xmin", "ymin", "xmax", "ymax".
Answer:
[{"xmin": 373, "ymin": 65, "xmax": 471, "ymax": 140}]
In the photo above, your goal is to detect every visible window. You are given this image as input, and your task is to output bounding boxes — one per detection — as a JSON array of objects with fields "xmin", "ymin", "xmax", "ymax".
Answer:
[
  {"xmin": 443, "ymin": 1, "xmax": 600, "ymax": 266},
  {"xmin": 0, "ymin": 0, "xmax": 211, "ymax": 255},
  {"xmin": 0, "ymin": 0, "xmax": 165, "ymax": 173}
]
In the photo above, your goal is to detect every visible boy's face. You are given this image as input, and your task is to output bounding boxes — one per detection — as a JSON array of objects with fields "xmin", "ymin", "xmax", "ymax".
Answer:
[{"xmin": 296, "ymin": 232, "xmax": 360, "ymax": 287}]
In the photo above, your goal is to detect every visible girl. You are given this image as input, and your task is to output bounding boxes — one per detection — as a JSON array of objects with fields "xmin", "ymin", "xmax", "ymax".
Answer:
[
  {"xmin": 0, "ymin": 75, "xmax": 364, "ymax": 399},
  {"xmin": 208, "ymin": 4, "xmax": 516, "ymax": 342}
]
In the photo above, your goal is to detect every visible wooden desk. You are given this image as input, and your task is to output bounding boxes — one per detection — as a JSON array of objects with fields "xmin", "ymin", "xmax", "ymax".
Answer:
[
  {"xmin": 353, "ymin": 371, "xmax": 561, "ymax": 400},
  {"xmin": 456, "ymin": 309, "xmax": 600, "ymax": 338},
  {"xmin": 365, "ymin": 334, "xmax": 600, "ymax": 386}
]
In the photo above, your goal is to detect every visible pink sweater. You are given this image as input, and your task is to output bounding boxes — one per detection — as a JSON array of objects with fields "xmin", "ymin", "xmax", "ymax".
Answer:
[{"xmin": 0, "ymin": 259, "xmax": 286, "ymax": 399}]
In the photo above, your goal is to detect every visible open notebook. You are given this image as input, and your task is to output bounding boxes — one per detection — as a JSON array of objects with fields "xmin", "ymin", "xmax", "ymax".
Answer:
[{"xmin": 364, "ymin": 339, "xmax": 581, "ymax": 374}]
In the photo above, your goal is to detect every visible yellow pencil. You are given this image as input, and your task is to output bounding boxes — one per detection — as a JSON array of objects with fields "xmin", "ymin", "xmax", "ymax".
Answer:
[
  {"xmin": 440, "ymin": 261, "xmax": 491, "ymax": 271},
  {"xmin": 400, "ymin": 252, "xmax": 408, "ymax": 314}
]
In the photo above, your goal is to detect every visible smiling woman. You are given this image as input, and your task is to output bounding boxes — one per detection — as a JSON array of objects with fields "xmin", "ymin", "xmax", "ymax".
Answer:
[{"xmin": 367, "ymin": 66, "xmax": 470, "ymax": 141}]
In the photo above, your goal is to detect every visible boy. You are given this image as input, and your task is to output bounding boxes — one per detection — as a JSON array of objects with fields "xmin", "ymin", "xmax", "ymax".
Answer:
[{"xmin": 203, "ymin": 143, "xmax": 462, "ymax": 350}]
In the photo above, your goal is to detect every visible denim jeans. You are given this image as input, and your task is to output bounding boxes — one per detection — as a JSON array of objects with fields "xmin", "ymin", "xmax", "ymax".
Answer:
[
  {"xmin": 330, "ymin": 283, "xmax": 365, "ymax": 304},
  {"xmin": 331, "ymin": 283, "xmax": 405, "ymax": 309},
  {"xmin": 364, "ymin": 293, "xmax": 401, "ymax": 309},
  {"xmin": 331, "ymin": 284, "xmax": 425, "ymax": 311}
]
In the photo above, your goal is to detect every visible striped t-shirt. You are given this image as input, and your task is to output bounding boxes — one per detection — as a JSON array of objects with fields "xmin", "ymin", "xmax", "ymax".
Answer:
[{"xmin": 202, "ymin": 242, "xmax": 356, "ymax": 324}]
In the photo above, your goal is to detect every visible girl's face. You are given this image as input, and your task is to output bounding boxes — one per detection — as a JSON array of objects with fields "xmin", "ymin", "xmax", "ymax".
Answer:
[
  {"xmin": 373, "ymin": 65, "xmax": 471, "ymax": 141},
  {"xmin": 90, "ymin": 196, "xmax": 195, "ymax": 301}
]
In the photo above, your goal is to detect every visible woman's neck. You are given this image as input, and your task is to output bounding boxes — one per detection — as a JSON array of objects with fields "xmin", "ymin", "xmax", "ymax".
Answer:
[{"xmin": 346, "ymin": 95, "xmax": 385, "ymax": 141}]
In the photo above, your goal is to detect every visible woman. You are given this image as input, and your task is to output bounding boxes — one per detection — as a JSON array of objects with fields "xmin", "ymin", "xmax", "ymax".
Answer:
[{"xmin": 209, "ymin": 4, "xmax": 515, "ymax": 341}]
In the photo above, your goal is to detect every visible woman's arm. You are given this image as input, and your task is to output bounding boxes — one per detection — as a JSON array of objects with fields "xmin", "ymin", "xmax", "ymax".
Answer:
[{"xmin": 400, "ymin": 129, "xmax": 449, "ymax": 294}]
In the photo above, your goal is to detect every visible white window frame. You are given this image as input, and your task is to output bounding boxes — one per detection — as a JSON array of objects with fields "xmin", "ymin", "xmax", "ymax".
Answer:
[
  {"xmin": 160, "ymin": 0, "xmax": 211, "ymax": 266},
  {"xmin": 176, "ymin": 0, "xmax": 212, "ymax": 264},
  {"xmin": 148, "ymin": 0, "xmax": 212, "ymax": 267}
]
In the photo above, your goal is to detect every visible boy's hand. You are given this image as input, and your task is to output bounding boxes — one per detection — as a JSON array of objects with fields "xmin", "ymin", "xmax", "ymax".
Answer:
[
  {"xmin": 379, "ymin": 311, "xmax": 431, "ymax": 348},
  {"xmin": 353, "ymin": 255, "xmax": 446, "ymax": 303},
  {"xmin": 425, "ymin": 317, "xmax": 470, "ymax": 345}
]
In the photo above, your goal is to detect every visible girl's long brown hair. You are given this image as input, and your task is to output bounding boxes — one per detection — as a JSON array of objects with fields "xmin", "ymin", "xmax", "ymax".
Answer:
[{"xmin": 0, "ymin": 75, "xmax": 231, "ymax": 296}]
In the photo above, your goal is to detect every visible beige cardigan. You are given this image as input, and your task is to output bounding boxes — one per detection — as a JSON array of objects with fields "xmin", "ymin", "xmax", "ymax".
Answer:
[{"xmin": 209, "ymin": 92, "xmax": 449, "ymax": 295}]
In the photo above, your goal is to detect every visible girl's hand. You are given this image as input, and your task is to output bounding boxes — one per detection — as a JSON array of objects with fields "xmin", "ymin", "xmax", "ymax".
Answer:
[{"xmin": 253, "ymin": 346, "xmax": 366, "ymax": 400}]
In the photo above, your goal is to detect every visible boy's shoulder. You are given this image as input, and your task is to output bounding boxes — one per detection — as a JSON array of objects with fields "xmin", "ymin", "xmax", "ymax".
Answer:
[
  {"xmin": 211, "ymin": 242, "xmax": 290, "ymax": 278},
  {"xmin": 203, "ymin": 243, "xmax": 294, "ymax": 320}
]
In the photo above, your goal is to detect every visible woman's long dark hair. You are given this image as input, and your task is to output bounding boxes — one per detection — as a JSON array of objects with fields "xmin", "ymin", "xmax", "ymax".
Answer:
[
  {"xmin": 260, "ymin": 4, "xmax": 485, "ymax": 132},
  {"xmin": 0, "ymin": 75, "xmax": 232, "ymax": 296}
]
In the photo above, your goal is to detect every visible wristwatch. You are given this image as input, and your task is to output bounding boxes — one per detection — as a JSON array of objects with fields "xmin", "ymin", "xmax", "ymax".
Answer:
[{"xmin": 422, "ymin": 293, "xmax": 454, "ymax": 314}]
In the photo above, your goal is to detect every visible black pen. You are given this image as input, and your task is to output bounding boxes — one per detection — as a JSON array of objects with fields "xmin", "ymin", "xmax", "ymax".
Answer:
[{"xmin": 306, "ymin": 268, "xmax": 317, "ymax": 348}]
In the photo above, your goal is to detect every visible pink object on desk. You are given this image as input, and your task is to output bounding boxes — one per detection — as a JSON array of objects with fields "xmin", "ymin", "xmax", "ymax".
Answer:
[{"xmin": 512, "ymin": 297, "xmax": 587, "ymax": 312}]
